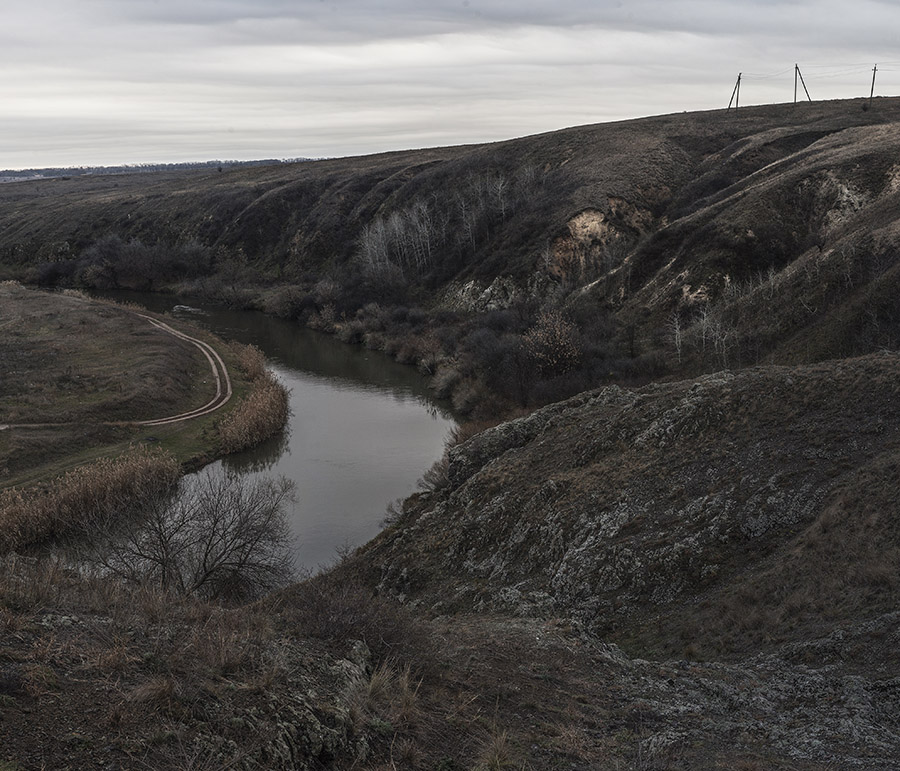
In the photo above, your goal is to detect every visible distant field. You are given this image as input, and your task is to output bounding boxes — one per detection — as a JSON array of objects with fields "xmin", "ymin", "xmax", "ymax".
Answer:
[{"xmin": 0, "ymin": 283, "xmax": 245, "ymax": 488}]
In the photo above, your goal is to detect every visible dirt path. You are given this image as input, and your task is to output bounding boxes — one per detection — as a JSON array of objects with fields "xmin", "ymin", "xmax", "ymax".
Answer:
[
  {"xmin": 134, "ymin": 314, "xmax": 232, "ymax": 426},
  {"xmin": 0, "ymin": 312, "xmax": 232, "ymax": 431}
]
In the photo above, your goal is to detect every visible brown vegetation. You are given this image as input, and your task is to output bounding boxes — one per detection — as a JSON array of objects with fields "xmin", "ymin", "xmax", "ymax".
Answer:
[
  {"xmin": 217, "ymin": 343, "xmax": 289, "ymax": 455},
  {"xmin": 0, "ymin": 445, "xmax": 179, "ymax": 554}
]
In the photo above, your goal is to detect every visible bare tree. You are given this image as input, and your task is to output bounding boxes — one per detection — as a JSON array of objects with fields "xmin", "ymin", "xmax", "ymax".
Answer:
[
  {"xmin": 87, "ymin": 471, "xmax": 296, "ymax": 603},
  {"xmin": 667, "ymin": 312, "xmax": 683, "ymax": 365},
  {"xmin": 490, "ymin": 173, "xmax": 510, "ymax": 220}
]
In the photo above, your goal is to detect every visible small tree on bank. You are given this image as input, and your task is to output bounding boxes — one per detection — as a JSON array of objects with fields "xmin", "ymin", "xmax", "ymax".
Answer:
[{"xmin": 89, "ymin": 470, "xmax": 296, "ymax": 603}]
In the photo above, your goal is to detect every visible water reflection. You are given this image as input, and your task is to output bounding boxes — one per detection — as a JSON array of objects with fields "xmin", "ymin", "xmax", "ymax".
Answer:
[{"xmin": 220, "ymin": 424, "xmax": 291, "ymax": 475}]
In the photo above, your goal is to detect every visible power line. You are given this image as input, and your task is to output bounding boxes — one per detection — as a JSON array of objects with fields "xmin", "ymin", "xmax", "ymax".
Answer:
[
  {"xmin": 742, "ymin": 67, "xmax": 793, "ymax": 80},
  {"xmin": 728, "ymin": 60, "xmax": 893, "ymax": 107}
]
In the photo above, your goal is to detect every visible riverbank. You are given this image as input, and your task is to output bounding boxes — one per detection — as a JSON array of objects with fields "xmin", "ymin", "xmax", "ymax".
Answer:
[{"xmin": 0, "ymin": 282, "xmax": 288, "ymax": 552}]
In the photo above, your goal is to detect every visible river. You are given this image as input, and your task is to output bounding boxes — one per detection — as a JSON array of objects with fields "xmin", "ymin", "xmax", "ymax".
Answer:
[{"xmin": 95, "ymin": 290, "xmax": 457, "ymax": 573}]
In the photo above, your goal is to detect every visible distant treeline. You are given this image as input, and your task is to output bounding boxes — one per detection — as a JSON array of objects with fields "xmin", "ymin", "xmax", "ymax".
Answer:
[{"xmin": 0, "ymin": 158, "xmax": 312, "ymax": 183}]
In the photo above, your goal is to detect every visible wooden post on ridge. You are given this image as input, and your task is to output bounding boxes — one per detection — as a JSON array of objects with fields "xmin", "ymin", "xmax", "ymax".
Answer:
[
  {"xmin": 728, "ymin": 73, "xmax": 742, "ymax": 110},
  {"xmin": 796, "ymin": 65, "xmax": 812, "ymax": 102},
  {"xmin": 794, "ymin": 64, "xmax": 798, "ymax": 104},
  {"xmin": 870, "ymin": 64, "xmax": 878, "ymax": 108}
]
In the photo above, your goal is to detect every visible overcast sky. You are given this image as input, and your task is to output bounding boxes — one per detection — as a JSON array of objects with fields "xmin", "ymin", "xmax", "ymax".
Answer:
[{"xmin": 3, "ymin": 0, "xmax": 899, "ymax": 169}]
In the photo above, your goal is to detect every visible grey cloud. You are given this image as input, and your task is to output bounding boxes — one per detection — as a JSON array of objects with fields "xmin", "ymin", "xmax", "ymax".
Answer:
[
  {"xmin": 3, "ymin": 0, "xmax": 900, "ymax": 168},
  {"xmin": 91, "ymin": 0, "xmax": 900, "ymax": 45}
]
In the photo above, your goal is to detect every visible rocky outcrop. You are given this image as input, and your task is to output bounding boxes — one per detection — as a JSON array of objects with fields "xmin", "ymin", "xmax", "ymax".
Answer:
[
  {"xmin": 190, "ymin": 640, "xmax": 371, "ymax": 769},
  {"xmin": 576, "ymin": 612, "xmax": 900, "ymax": 768},
  {"xmin": 368, "ymin": 353, "xmax": 900, "ymax": 645}
]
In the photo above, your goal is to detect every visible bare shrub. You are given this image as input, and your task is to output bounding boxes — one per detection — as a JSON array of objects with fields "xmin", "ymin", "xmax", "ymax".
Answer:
[
  {"xmin": 362, "ymin": 330, "xmax": 386, "ymax": 350},
  {"xmin": 431, "ymin": 364, "xmax": 462, "ymax": 399},
  {"xmin": 523, "ymin": 309, "xmax": 582, "ymax": 376},
  {"xmin": 288, "ymin": 575, "xmax": 435, "ymax": 668},
  {"xmin": 447, "ymin": 418, "xmax": 504, "ymax": 448},
  {"xmin": 336, "ymin": 319, "xmax": 366, "ymax": 344},
  {"xmin": 0, "ymin": 446, "xmax": 180, "ymax": 554},
  {"xmin": 308, "ymin": 302, "xmax": 337, "ymax": 332},
  {"xmin": 87, "ymin": 471, "xmax": 296, "ymax": 603},
  {"xmin": 260, "ymin": 285, "xmax": 310, "ymax": 319},
  {"xmin": 418, "ymin": 456, "xmax": 449, "ymax": 492},
  {"xmin": 451, "ymin": 379, "xmax": 482, "ymax": 415}
]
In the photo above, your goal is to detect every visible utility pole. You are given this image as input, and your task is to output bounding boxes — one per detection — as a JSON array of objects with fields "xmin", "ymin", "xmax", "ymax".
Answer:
[
  {"xmin": 870, "ymin": 64, "xmax": 878, "ymax": 108},
  {"xmin": 796, "ymin": 64, "xmax": 811, "ymax": 102},
  {"xmin": 728, "ymin": 73, "xmax": 742, "ymax": 110}
]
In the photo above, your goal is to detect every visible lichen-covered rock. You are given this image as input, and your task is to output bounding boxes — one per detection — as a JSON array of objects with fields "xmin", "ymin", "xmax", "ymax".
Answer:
[{"xmin": 182, "ymin": 640, "xmax": 371, "ymax": 770}]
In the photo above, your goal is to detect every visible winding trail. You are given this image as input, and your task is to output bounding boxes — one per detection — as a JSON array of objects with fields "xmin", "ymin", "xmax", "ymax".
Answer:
[
  {"xmin": 134, "ymin": 314, "xmax": 232, "ymax": 426},
  {"xmin": 0, "ymin": 312, "xmax": 232, "ymax": 432}
]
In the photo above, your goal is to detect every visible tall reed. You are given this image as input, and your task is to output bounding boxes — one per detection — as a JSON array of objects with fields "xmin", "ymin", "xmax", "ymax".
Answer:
[
  {"xmin": 0, "ymin": 446, "xmax": 180, "ymax": 553},
  {"xmin": 217, "ymin": 343, "xmax": 290, "ymax": 455}
]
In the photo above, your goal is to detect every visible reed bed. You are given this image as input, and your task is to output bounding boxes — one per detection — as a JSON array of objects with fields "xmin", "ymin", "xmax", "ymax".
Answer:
[
  {"xmin": 0, "ymin": 446, "xmax": 180, "ymax": 553},
  {"xmin": 217, "ymin": 343, "xmax": 290, "ymax": 455}
]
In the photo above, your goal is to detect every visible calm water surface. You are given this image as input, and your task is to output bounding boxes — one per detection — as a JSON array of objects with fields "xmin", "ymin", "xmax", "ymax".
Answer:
[{"xmin": 98, "ymin": 290, "xmax": 456, "ymax": 572}]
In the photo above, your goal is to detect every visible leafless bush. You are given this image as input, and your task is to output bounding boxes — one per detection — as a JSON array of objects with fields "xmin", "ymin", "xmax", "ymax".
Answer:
[
  {"xmin": 523, "ymin": 309, "xmax": 582, "ymax": 375},
  {"xmin": 418, "ymin": 456, "xmax": 449, "ymax": 492},
  {"xmin": 308, "ymin": 302, "xmax": 337, "ymax": 332},
  {"xmin": 260, "ymin": 285, "xmax": 310, "ymax": 319},
  {"xmin": 87, "ymin": 471, "xmax": 296, "ymax": 603},
  {"xmin": 288, "ymin": 574, "xmax": 435, "ymax": 668},
  {"xmin": 431, "ymin": 364, "xmax": 462, "ymax": 400},
  {"xmin": 451, "ymin": 379, "xmax": 482, "ymax": 414},
  {"xmin": 336, "ymin": 319, "xmax": 366, "ymax": 344}
]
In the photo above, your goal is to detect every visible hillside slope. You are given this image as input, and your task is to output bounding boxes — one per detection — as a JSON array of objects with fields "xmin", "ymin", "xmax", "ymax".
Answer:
[
  {"xmin": 319, "ymin": 349, "xmax": 900, "ymax": 767},
  {"xmin": 6, "ymin": 99, "xmax": 900, "ymax": 409},
  {"xmin": 1, "ymin": 98, "xmax": 898, "ymax": 295},
  {"xmin": 356, "ymin": 351, "xmax": 900, "ymax": 661}
]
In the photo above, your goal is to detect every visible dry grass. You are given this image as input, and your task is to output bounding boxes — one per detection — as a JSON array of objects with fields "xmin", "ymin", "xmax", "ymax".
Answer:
[
  {"xmin": 217, "ymin": 343, "xmax": 289, "ymax": 455},
  {"xmin": 0, "ymin": 445, "xmax": 180, "ymax": 553},
  {"xmin": 474, "ymin": 725, "xmax": 518, "ymax": 771},
  {"xmin": 348, "ymin": 660, "xmax": 423, "ymax": 736},
  {"xmin": 228, "ymin": 341, "xmax": 268, "ymax": 382}
]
